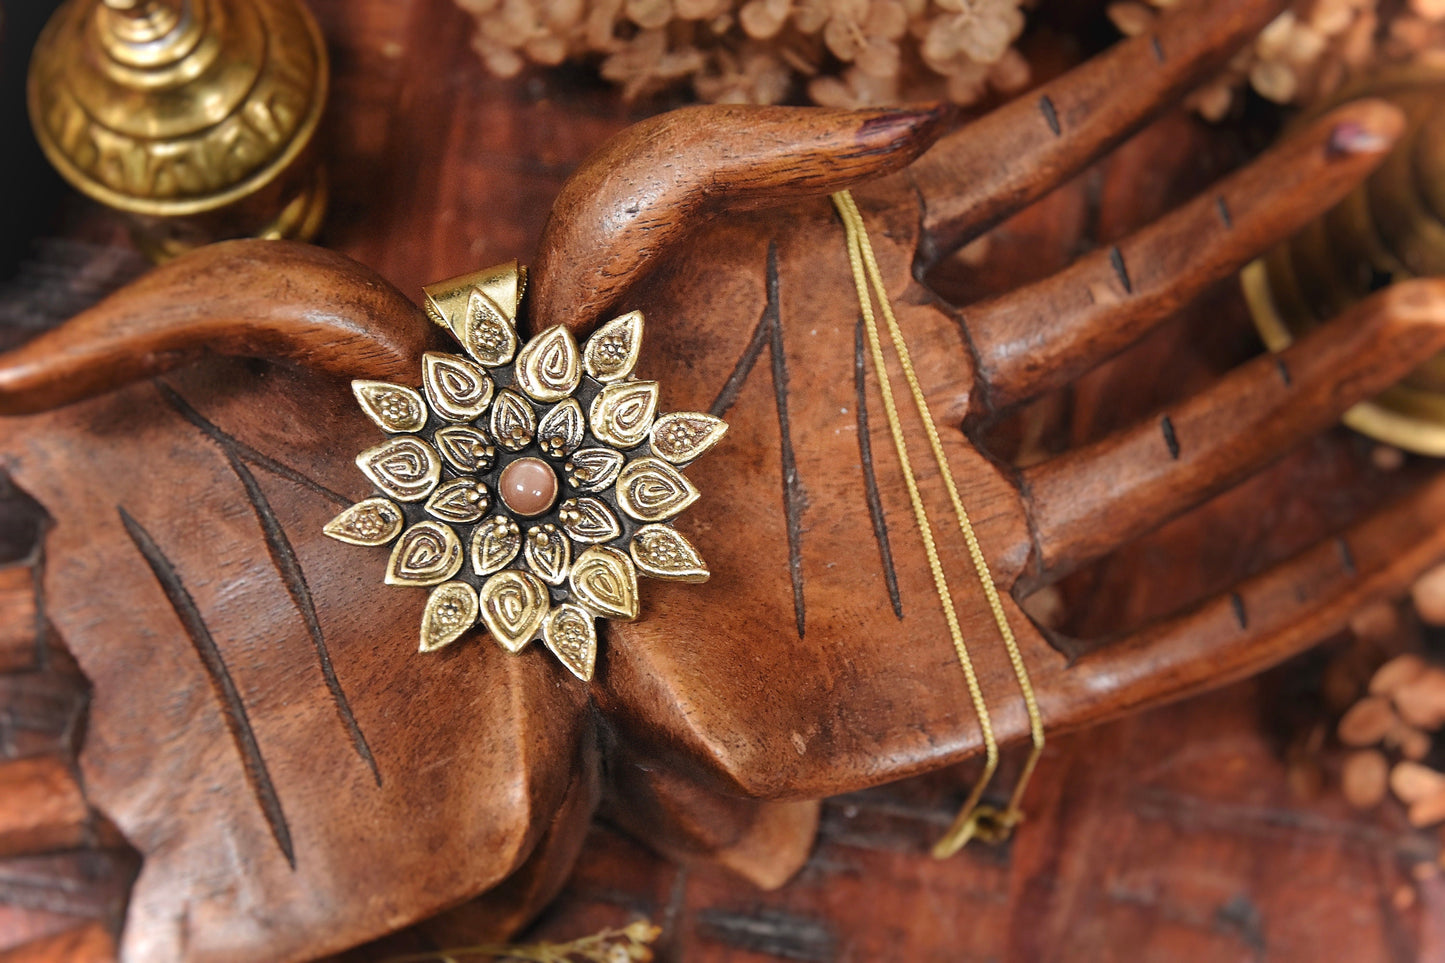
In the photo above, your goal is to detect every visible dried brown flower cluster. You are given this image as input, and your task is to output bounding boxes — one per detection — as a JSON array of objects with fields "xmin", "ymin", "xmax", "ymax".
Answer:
[
  {"xmin": 1109, "ymin": 0, "xmax": 1445, "ymax": 119},
  {"xmin": 453, "ymin": 0, "xmax": 1034, "ymax": 106}
]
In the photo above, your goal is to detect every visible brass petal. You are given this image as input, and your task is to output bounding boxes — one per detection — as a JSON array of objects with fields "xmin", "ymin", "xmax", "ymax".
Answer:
[
  {"xmin": 419, "ymin": 581, "xmax": 478, "ymax": 653},
  {"xmin": 569, "ymin": 545, "xmax": 639, "ymax": 621},
  {"xmin": 564, "ymin": 448, "xmax": 625, "ymax": 493},
  {"xmin": 455, "ymin": 288, "xmax": 518, "ymax": 367},
  {"xmin": 433, "ymin": 425, "xmax": 497, "ymax": 474},
  {"xmin": 630, "ymin": 524, "xmax": 710, "ymax": 582},
  {"xmin": 543, "ymin": 604, "xmax": 598, "ymax": 681},
  {"xmin": 524, "ymin": 523, "xmax": 571, "ymax": 585},
  {"xmin": 471, "ymin": 514, "xmax": 522, "ymax": 575},
  {"xmin": 352, "ymin": 381, "xmax": 427, "ymax": 433},
  {"xmin": 422, "ymin": 261, "xmax": 522, "ymax": 338},
  {"xmin": 515, "ymin": 325, "xmax": 582, "ymax": 402},
  {"xmin": 558, "ymin": 497, "xmax": 622, "ymax": 544},
  {"xmin": 424, "ymin": 478, "xmax": 491, "ymax": 524},
  {"xmin": 589, "ymin": 381, "xmax": 659, "ymax": 449},
  {"xmin": 583, "ymin": 310, "xmax": 643, "ymax": 383},
  {"xmin": 489, "ymin": 388, "xmax": 536, "ymax": 452},
  {"xmin": 386, "ymin": 521, "xmax": 464, "ymax": 586},
  {"xmin": 422, "ymin": 352, "xmax": 494, "ymax": 421},
  {"xmin": 478, "ymin": 570, "xmax": 549, "ymax": 653},
  {"xmin": 536, "ymin": 399, "xmax": 586, "ymax": 459},
  {"xmin": 651, "ymin": 411, "xmax": 729, "ymax": 465},
  {"xmin": 357, "ymin": 435, "xmax": 441, "ymax": 502},
  {"xmin": 323, "ymin": 497, "xmax": 404, "ymax": 546},
  {"xmin": 616, "ymin": 456, "xmax": 699, "ymax": 522}
]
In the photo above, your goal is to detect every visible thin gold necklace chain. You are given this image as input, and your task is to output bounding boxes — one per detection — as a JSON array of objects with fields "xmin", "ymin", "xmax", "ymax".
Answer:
[{"xmin": 831, "ymin": 190, "xmax": 1045, "ymax": 857}]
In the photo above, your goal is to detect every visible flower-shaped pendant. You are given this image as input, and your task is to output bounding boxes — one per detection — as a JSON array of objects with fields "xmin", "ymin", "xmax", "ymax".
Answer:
[{"xmin": 323, "ymin": 262, "xmax": 726, "ymax": 680}]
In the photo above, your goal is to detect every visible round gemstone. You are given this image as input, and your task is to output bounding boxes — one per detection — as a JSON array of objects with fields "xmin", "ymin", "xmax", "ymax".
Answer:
[{"xmin": 499, "ymin": 457, "xmax": 559, "ymax": 517}]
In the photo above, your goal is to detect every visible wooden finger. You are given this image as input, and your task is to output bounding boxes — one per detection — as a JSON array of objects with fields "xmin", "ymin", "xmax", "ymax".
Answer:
[
  {"xmin": 1047, "ymin": 467, "xmax": 1445, "ymax": 736},
  {"xmin": 908, "ymin": 0, "xmax": 1288, "ymax": 266},
  {"xmin": 1021, "ymin": 280, "xmax": 1445, "ymax": 585},
  {"xmin": 968, "ymin": 99, "xmax": 1403, "ymax": 415},
  {"xmin": 0, "ymin": 241, "xmax": 427, "ymax": 416},
  {"xmin": 529, "ymin": 104, "xmax": 951, "ymax": 333}
]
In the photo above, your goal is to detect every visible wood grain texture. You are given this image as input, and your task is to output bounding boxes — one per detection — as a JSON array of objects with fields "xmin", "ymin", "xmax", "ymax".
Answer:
[{"xmin": 529, "ymin": 104, "xmax": 951, "ymax": 331}]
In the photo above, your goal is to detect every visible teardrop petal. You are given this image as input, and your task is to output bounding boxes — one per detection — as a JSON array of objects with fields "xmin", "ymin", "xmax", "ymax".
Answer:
[
  {"xmin": 558, "ymin": 497, "xmax": 622, "ymax": 544},
  {"xmin": 471, "ymin": 514, "xmax": 522, "ymax": 576},
  {"xmin": 489, "ymin": 389, "xmax": 537, "ymax": 452},
  {"xmin": 569, "ymin": 545, "xmax": 639, "ymax": 621},
  {"xmin": 478, "ymin": 570, "xmax": 550, "ymax": 653},
  {"xmin": 352, "ymin": 381, "xmax": 427, "ymax": 433},
  {"xmin": 563, "ymin": 448, "xmax": 625, "ymax": 493},
  {"xmin": 386, "ymin": 521, "xmax": 464, "ymax": 586},
  {"xmin": 422, "ymin": 352, "xmax": 494, "ymax": 421},
  {"xmin": 424, "ymin": 478, "xmax": 491, "ymax": 524},
  {"xmin": 524, "ymin": 523, "xmax": 571, "ymax": 585},
  {"xmin": 433, "ymin": 425, "xmax": 497, "ymax": 474},
  {"xmin": 589, "ymin": 381, "xmax": 659, "ymax": 449},
  {"xmin": 420, "ymin": 581, "xmax": 478, "ymax": 652},
  {"xmin": 630, "ymin": 524, "xmax": 710, "ymax": 582},
  {"xmin": 356, "ymin": 436, "xmax": 441, "ymax": 502},
  {"xmin": 615, "ymin": 456, "xmax": 700, "ymax": 522},
  {"xmin": 543, "ymin": 604, "xmax": 598, "ymax": 681},
  {"xmin": 583, "ymin": 311, "xmax": 643, "ymax": 383},
  {"xmin": 536, "ymin": 399, "xmax": 586, "ymax": 459},
  {"xmin": 650, "ymin": 412, "xmax": 729, "ymax": 465},
  {"xmin": 323, "ymin": 497, "xmax": 404, "ymax": 546},
  {"xmin": 515, "ymin": 325, "xmax": 582, "ymax": 402}
]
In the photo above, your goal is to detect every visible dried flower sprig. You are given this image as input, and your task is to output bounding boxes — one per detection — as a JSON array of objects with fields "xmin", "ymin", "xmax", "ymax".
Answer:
[
  {"xmin": 382, "ymin": 920, "xmax": 663, "ymax": 963},
  {"xmin": 1109, "ymin": 0, "xmax": 1445, "ymax": 119},
  {"xmin": 453, "ymin": 0, "xmax": 1035, "ymax": 107}
]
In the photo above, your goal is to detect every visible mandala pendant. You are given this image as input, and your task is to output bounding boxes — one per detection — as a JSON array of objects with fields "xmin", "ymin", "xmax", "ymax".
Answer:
[{"xmin": 325, "ymin": 262, "xmax": 726, "ymax": 681}]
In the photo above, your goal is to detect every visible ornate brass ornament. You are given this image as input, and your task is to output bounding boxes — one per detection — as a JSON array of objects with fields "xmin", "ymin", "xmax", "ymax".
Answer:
[
  {"xmin": 28, "ymin": 0, "xmax": 329, "ymax": 262},
  {"xmin": 326, "ymin": 263, "xmax": 726, "ymax": 680}
]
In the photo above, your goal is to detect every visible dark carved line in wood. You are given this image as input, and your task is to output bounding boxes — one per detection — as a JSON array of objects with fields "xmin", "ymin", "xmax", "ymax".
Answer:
[
  {"xmin": 219, "ymin": 449, "xmax": 382, "ymax": 786},
  {"xmin": 1151, "ymin": 34, "xmax": 1166, "ymax": 63},
  {"xmin": 1337, "ymin": 535, "xmax": 1358, "ymax": 575},
  {"xmin": 117, "ymin": 507, "xmax": 296, "ymax": 868},
  {"xmin": 765, "ymin": 243, "xmax": 808, "ymax": 639},
  {"xmin": 160, "ymin": 382, "xmax": 380, "ymax": 782},
  {"xmin": 157, "ymin": 383, "xmax": 351, "ymax": 508},
  {"xmin": 1161, "ymin": 414, "xmax": 1181, "ymax": 459},
  {"xmin": 853, "ymin": 315, "xmax": 903, "ymax": 620},
  {"xmin": 1109, "ymin": 245, "xmax": 1133, "ymax": 294},
  {"xmin": 1216, "ymin": 194, "xmax": 1234, "ymax": 229},
  {"xmin": 708, "ymin": 302, "xmax": 770, "ymax": 420},
  {"xmin": 1229, "ymin": 591, "xmax": 1248, "ymax": 629},
  {"xmin": 1039, "ymin": 95, "xmax": 1062, "ymax": 137},
  {"xmin": 1275, "ymin": 357, "xmax": 1292, "ymax": 386}
]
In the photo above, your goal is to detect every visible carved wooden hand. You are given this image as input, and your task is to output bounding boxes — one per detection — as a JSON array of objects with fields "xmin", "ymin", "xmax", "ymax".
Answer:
[{"xmin": 5, "ymin": 0, "xmax": 1445, "ymax": 960}]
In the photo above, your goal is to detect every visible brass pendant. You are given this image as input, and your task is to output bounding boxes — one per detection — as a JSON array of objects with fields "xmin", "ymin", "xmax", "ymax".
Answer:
[{"xmin": 326, "ymin": 262, "xmax": 726, "ymax": 680}]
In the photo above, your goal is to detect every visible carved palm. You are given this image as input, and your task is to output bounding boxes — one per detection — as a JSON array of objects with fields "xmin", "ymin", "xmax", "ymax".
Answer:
[{"xmin": 6, "ymin": 1, "xmax": 1445, "ymax": 960}]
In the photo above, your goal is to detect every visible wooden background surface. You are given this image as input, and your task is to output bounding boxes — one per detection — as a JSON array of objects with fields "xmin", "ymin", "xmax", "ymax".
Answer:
[{"xmin": 2, "ymin": 0, "xmax": 1444, "ymax": 960}]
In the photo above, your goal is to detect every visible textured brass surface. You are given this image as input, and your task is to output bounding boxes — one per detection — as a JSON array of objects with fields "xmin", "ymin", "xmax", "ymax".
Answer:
[
  {"xmin": 326, "ymin": 263, "xmax": 725, "ymax": 676},
  {"xmin": 28, "ymin": 0, "xmax": 329, "ymax": 260},
  {"xmin": 1246, "ymin": 65, "xmax": 1445, "ymax": 454}
]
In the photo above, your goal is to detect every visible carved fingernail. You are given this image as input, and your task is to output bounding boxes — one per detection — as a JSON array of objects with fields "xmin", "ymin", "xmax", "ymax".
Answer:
[{"xmin": 1329, "ymin": 122, "xmax": 1391, "ymax": 156}]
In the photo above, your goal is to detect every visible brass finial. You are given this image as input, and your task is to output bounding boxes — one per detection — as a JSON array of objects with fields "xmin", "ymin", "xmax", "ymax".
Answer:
[{"xmin": 27, "ymin": 0, "xmax": 329, "ymax": 262}]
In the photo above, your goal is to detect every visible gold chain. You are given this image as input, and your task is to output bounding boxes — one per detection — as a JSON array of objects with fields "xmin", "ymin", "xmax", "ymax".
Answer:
[{"xmin": 832, "ymin": 190, "xmax": 1045, "ymax": 857}]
